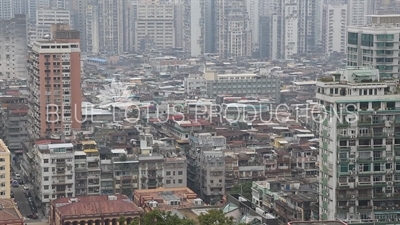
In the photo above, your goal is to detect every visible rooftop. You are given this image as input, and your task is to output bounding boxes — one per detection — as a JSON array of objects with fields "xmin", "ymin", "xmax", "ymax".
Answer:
[
  {"xmin": 288, "ymin": 221, "xmax": 347, "ymax": 225},
  {"xmin": 0, "ymin": 198, "xmax": 24, "ymax": 224},
  {"xmin": 134, "ymin": 187, "xmax": 199, "ymax": 211},
  {"xmin": 52, "ymin": 195, "xmax": 142, "ymax": 218},
  {"xmin": 0, "ymin": 139, "xmax": 10, "ymax": 153}
]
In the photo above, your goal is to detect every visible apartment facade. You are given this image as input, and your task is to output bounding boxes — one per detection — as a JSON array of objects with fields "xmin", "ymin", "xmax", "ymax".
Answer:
[
  {"xmin": 28, "ymin": 26, "xmax": 82, "ymax": 139},
  {"xmin": 32, "ymin": 142, "xmax": 75, "ymax": 210},
  {"xmin": 187, "ymin": 132, "xmax": 226, "ymax": 204},
  {"xmin": 75, "ymin": 140, "xmax": 101, "ymax": 196},
  {"xmin": 134, "ymin": 3, "xmax": 175, "ymax": 52},
  {"xmin": 0, "ymin": 140, "xmax": 11, "ymax": 199},
  {"xmin": 35, "ymin": 9, "xmax": 71, "ymax": 40},
  {"xmin": 216, "ymin": 0, "xmax": 252, "ymax": 59},
  {"xmin": 0, "ymin": 0, "xmax": 14, "ymax": 19},
  {"xmin": 2, "ymin": 104, "xmax": 29, "ymax": 152},
  {"xmin": 202, "ymin": 71, "xmax": 281, "ymax": 102},
  {"xmin": 317, "ymin": 67, "xmax": 400, "ymax": 223},
  {"xmin": 0, "ymin": 15, "xmax": 28, "ymax": 79},
  {"xmin": 322, "ymin": 3, "xmax": 347, "ymax": 55},
  {"xmin": 347, "ymin": 15, "xmax": 400, "ymax": 80},
  {"xmin": 347, "ymin": 0, "xmax": 373, "ymax": 26}
]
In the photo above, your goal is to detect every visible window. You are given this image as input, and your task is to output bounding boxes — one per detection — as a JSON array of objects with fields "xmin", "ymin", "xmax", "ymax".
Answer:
[
  {"xmin": 178, "ymin": 179, "xmax": 183, "ymax": 184},
  {"xmin": 44, "ymin": 167, "xmax": 49, "ymax": 172},
  {"xmin": 166, "ymin": 180, "xmax": 171, "ymax": 184},
  {"xmin": 178, "ymin": 171, "xmax": 183, "ymax": 175},
  {"xmin": 361, "ymin": 34, "xmax": 374, "ymax": 47},
  {"xmin": 44, "ymin": 176, "xmax": 49, "ymax": 181},
  {"xmin": 44, "ymin": 185, "xmax": 49, "ymax": 190},
  {"xmin": 166, "ymin": 171, "xmax": 171, "ymax": 176},
  {"xmin": 348, "ymin": 32, "xmax": 358, "ymax": 45},
  {"xmin": 44, "ymin": 159, "xmax": 49, "ymax": 163}
]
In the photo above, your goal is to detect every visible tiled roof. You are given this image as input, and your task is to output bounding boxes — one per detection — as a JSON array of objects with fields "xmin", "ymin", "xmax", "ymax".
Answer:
[
  {"xmin": 0, "ymin": 199, "xmax": 24, "ymax": 223},
  {"xmin": 53, "ymin": 195, "xmax": 142, "ymax": 218}
]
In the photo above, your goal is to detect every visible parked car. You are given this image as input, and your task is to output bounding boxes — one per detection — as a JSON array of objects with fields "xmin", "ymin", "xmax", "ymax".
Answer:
[
  {"xmin": 12, "ymin": 180, "xmax": 19, "ymax": 187},
  {"xmin": 27, "ymin": 214, "xmax": 38, "ymax": 219},
  {"xmin": 23, "ymin": 185, "xmax": 29, "ymax": 191}
]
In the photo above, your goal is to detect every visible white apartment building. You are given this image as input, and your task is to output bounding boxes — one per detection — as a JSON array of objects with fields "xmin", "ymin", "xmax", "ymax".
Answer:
[
  {"xmin": 317, "ymin": 67, "xmax": 400, "ymax": 223},
  {"xmin": 85, "ymin": 4, "xmax": 99, "ymax": 54},
  {"xmin": 347, "ymin": 15, "xmax": 400, "ymax": 79},
  {"xmin": 0, "ymin": 139, "xmax": 11, "ymax": 199},
  {"xmin": 35, "ymin": 9, "xmax": 71, "ymax": 40},
  {"xmin": 184, "ymin": 73, "xmax": 208, "ymax": 97},
  {"xmin": 323, "ymin": 3, "xmax": 347, "ymax": 54},
  {"xmin": 183, "ymin": 0, "xmax": 202, "ymax": 56},
  {"xmin": 0, "ymin": 15, "xmax": 28, "ymax": 79},
  {"xmin": 135, "ymin": 3, "xmax": 175, "ymax": 52},
  {"xmin": 298, "ymin": 0, "xmax": 323, "ymax": 54},
  {"xmin": 217, "ymin": 0, "xmax": 252, "ymax": 59},
  {"xmin": 0, "ymin": 0, "xmax": 14, "ymax": 19},
  {"xmin": 347, "ymin": 0, "xmax": 373, "ymax": 26},
  {"xmin": 283, "ymin": 0, "xmax": 298, "ymax": 59},
  {"xmin": 32, "ymin": 143, "xmax": 75, "ymax": 210},
  {"xmin": 246, "ymin": 0, "xmax": 260, "ymax": 53}
]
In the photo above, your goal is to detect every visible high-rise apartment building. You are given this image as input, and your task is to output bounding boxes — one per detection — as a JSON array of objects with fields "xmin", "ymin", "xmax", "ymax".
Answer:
[
  {"xmin": 322, "ymin": 2, "xmax": 347, "ymax": 54},
  {"xmin": 347, "ymin": 15, "xmax": 400, "ymax": 80},
  {"xmin": 317, "ymin": 67, "xmax": 400, "ymax": 223},
  {"xmin": 35, "ymin": 9, "xmax": 71, "ymax": 40},
  {"xmin": 183, "ymin": 0, "xmax": 217, "ymax": 56},
  {"xmin": 246, "ymin": 0, "xmax": 260, "ymax": 54},
  {"xmin": 69, "ymin": 0, "xmax": 88, "ymax": 52},
  {"xmin": 96, "ymin": 0, "xmax": 127, "ymax": 54},
  {"xmin": 0, "ymin": 15, "xmax": 28, "ymax": 79},
  {"xmin": 374, "ymin": 0, "xmax": 400, "ymax": 14},
  {"xmin": 216, "ymin": 0, "xmax": 252, "ymax": 59},
  {"xmin": 0, "ymin": 0, "xmax": 14, "ymax": 19},
  {"xmin": 0, "ymin": 139, "xmax": 11, "ymax": 199},
  {"xmin": 347, "ymin": 0, "xmax": 373, "ymax": 26},
  {"xmin": 134, "ymin": 1, "xmax": 175, "ymax": 52},
  {"xmin": 85, "ymin": 3, "xmax": 99, "ymax": 54},
  {"xmin": 28, "ymin": 25, "xmax": 82, "ymax": 139}
]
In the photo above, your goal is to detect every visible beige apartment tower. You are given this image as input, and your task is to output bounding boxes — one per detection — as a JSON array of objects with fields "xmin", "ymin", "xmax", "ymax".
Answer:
[
  {"xmin": 0, "ymin": 139, "xmax": 11, "ymax": 199},
  {"xmin": 28, "ymin": 25, "xmax": 82, "ymax": 139}
]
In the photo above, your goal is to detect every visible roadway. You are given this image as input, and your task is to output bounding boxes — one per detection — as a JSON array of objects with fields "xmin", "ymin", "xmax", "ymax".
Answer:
[{"xmin": 13, "ymin": 186, "xmax": 31, "ymax": 216}]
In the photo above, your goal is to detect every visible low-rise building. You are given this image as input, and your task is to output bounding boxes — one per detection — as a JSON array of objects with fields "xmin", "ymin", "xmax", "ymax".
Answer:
[
  {"xmin": 133, "ymin": 187, "xmax": 200, "ymax": 212},
  {"xmin": 49, "ymin": 195, "xmax": 143, "ymax": 225},
  {"xmin": 32, "ymin": 142, "xmax": 75, "ymax": 210},
  {"xmin": 0, "ymin": 198, "xmax": 24, "ymax": 225}
]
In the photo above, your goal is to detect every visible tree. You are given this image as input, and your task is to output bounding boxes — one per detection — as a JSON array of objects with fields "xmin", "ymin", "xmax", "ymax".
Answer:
[
  {"xmin": 229, "ymin": 182, "xmax": 253, "ymax": 200},
  {"xmin": 118, "ymin": 216, "xmax": 126, "ymax": 225},
  {"xmin": 140, "ymin": 210, "xmax": 196, "ymax": 225},
  {"xmin": 198, "ymin": 209, "xmax": 247, "ymax": 225}
]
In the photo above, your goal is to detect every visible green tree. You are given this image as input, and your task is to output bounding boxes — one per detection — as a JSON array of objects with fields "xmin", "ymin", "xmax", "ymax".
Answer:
[
  {"xmin": 198, "ymin": 209, "xmax": 247, "ymax": 225},
  {"xmin": 118, "ymin": 216, "xmax": 126, "ymax": 225},
  {"xmin": 229, "ymin": 182, "xmax": 253, "ymax": 200},
  {"xmin": 140, "ymin": 210, "xmax": 196, "ymax": 225}
]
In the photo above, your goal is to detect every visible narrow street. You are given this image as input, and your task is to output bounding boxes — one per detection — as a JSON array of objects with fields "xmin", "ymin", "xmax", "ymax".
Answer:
[{"xmin": 12, "ymin": 186, "xmax": 31, "ymax": 216}]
